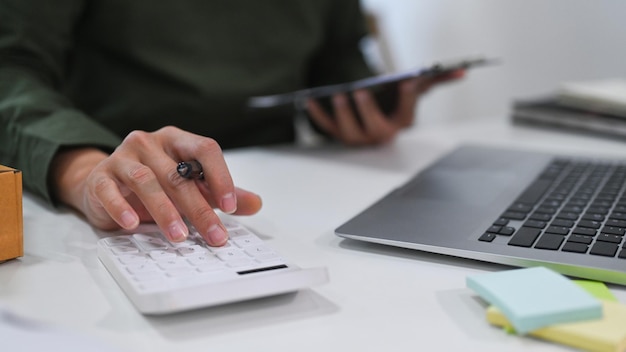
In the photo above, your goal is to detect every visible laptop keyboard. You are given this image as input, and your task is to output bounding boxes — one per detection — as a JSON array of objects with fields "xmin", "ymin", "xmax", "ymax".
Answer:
[{"xmin": 479, "ymin": 158, "xmax": 626, "ymax": 259}]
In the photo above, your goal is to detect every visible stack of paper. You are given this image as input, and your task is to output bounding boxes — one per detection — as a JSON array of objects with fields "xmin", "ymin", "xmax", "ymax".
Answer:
[
  {"xmin": 511, "ymin": 78, "xmax": 626, "ymax": 139},
  {"xmin": 558, "ymin": 79, "xmax": 626, "ymax": 118},
  {"xmin": 467, "ymin": 267, "xmax": 626, "ymax": 352}
]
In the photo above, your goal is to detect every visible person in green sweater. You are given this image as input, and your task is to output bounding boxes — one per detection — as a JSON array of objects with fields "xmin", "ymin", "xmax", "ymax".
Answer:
[{"xmin": 0, "ymin": 0, "xmax": 462, "ymax": 246}]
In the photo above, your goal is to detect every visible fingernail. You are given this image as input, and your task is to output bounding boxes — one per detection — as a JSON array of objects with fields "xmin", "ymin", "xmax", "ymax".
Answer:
[
  {"xmin": 207, "ymin": 224, "xmax": 228, "ymax": 246},
  {"xmin": 168, "ymin": 221, "xmax": 188, "ymax": 242},
  {"xmin": 354, "ymin": 90, "xmax": 367, "ymax": 103},
  {"xmin": 120, "ymin": 210, "xmax": 138, "ymax": 229},
  {"xmin": 221, "ymin": 192, "xmax": 237, "ymax": 214},
  {"xmin": 405, "ymin": 79, "xmax": 419, "ymax": 91},
  {"xmin": 333, "ymin": 94, "xmax": 347, "ymax": 107}
]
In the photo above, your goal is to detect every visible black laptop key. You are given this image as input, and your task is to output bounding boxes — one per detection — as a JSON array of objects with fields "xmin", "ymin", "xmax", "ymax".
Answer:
[
  {"xmin": 501, "ymin": 211, "xmax": 526, "ymax": 220},
  {"xmin": 614, "ymin": 205, "xmax": 626, "ymax": 213},
  {"xmin": 619, "ymin": 248, "xmax": 626, "ymax": 259},
  {"xmin": 577, "ymin": 220, "xmax": 602, "ymax": 229},
  {"xmin": 581, "ymin": 213, "xmax": 605, "ymax": 222},
  {"xmin": 568, "ymin": 234, "xmax": 594, "ymax": 245},
  {"xmin": 586, "ymin": 207, "xmax": 609, "ymax": 215},
  {"xmin": 589, "ymin": 242, "xmax": 619, "ymax": 257},
  {"xmin": 535, "ymin": 207, "xmax": 557, "ymax": 215},
  {"xmin": 479, "ymin": 233, "xmax": 496, "ymax": 242},
  {"xmin": 507, "ymin": 203, "xmax": 533, "ymax": 213},
  {"xmin": 487, "ymin": 225, "xmax": 502, "ymax": 233},
  {"xmin": 597, "ymin": 234, "xmax": 623, "ymax": 244},
  {"xmin": 542, "ymin": 200, "xmax": 562, "ymax": 208},
  {"xmin": 562, "ymin": 206, "xmax": 584, "ymax": 213},
  {"xmin": 610, "ymin": 212, "xmax": 626, "ymax": 221},
  {"xmin": 523, "ymin": 220, "xmax": 547, "ymax": 229},
  {"xmin": 499, "ymin": 226, "xmax": 516, "ymax": 236},
  {"xmin": 515, "ymin": 179, "xmax": 552, "ymax": 204},
  {"xmin": 567, "ymin": 199, "xmax": 588, "ymax": 207},
  {"xmin": 493, "ymin": 218, "xmax": 509, "ymax": 226},
  {"xmin": 545, "ymin": 226, "xmax": 570, "ymax": 235},
  {"xmin": 601, "ymin": 226, "xmax": 625, "ymax": 236},
  {"xmin": 562, "ymin": 242, "xmax": 589, "ymax": 253},
  {"xmin": 534, "ymin": 234, "xmax": 565, "ymax": 250},
  {"xmin": 508, "ymin": 227, "xmax": 541, "ymax": 247},
  {"xmin": 571, "ymin": 227, "xmax": 597, "ymax": 237},
  {"xmin": 591, "ymin": 200, "xmax": 613, "ymax": 207},
  {"xmin": 550, "ymin": 219, "xmax": 575, "ymax": 228},
  {"xmin": 606, "ymin": 219, "xmax": 626, "ymax": 228},
  {"xmin": 546, "ymin": 194, "xmax": 566, "ymax": 201},
  {"xmin": 529, "ymin": 213, "xmax": 552, "ymax": 222},
  {"xmin": 555, "ymin": 212, "xmax": 579, "ymax": 221}
]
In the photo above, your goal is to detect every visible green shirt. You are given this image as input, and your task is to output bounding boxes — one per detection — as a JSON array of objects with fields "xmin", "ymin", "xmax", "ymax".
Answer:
[{"xmin": 0, "ymin": 0, "xmax": 372, "ymax": 203}]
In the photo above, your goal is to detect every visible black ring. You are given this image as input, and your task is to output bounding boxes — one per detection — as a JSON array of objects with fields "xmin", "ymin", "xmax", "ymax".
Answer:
[{"xmin": 177, "ymin": 160, "xmax": 204, "ymax": 180}]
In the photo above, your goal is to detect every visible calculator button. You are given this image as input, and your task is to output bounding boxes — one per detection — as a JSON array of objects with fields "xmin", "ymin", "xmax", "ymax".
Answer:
[
  {"xmin": 224, "ymin": 258, "xmax": 255, "ymax": 268},
  {"xmin": 126, "ymin": 263, "xmax": 159, "ymax": 274},
  {"xmin": 222, "ymin": 219, "xmax": 243, "ymax": 230},
  {"xmin": 244, "ymin": 245, "xmax": 274, "ymax": 257},
  {"xmin": 195, "ymin": 263, "xmax": 227, "ymax": 272},
  {"xmin": 103, "ymin": 236, "xmax": 133, "ymax": 246},
  {"xmin": 233, "ymin": 236, "xmax": 263, "ymax": 248},
  {"xmin": 216, "ymin": 249, "xmax": 247, "ymax": 261},
  {"xmin": 111, "ymin": 245, "xmax": 139, "ymax": 255},
  {"xmin": 117, "ymin": 254, "xmax": 148, "ymax": 265},
  {"xmin": 253, "ymin": 252, "xmax": 283, "ymax": 263},
  {"xmin": 187, "ymin": 254, "xmax": 220, "ymax": 266},
  {"xmin": 164, "ymin": 268, "xmax": 197, "ymax": 278},
  {"xmin": 148, "ymin": 249, "xmax": 177, "ymax": 260},
  {"xmin": 132, "ymin": 272, "xmax": 163, "ymax": 282},
  {"xmin": 228, "ymin": 228, "xmax": 253, "ymax": 238},
  {"xmin": 177, "ymin": 245, "xmax": 208, "ymax": 257},
  {"xmin": 156, "ymin": 258, "xmax": 190, "ymax": 270},
  {"xmin": 133, "ymin": 234, "xmax": 169, "ymax": 251},
  {"xmin": 206, "ymin": 242, "xmax": 235, "ymax": 253}
]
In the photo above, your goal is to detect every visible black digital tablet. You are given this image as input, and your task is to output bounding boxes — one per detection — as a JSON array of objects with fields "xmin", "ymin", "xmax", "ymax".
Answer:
[{"xmin": 247, "ymin": 56, "xmax": 499, "ymax": 116}]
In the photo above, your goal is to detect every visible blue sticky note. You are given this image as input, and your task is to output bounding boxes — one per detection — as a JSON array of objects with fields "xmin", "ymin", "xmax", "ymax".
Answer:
[{"xmin": 467, "ymin": 267, "xmax": 602, "ymax": 334}]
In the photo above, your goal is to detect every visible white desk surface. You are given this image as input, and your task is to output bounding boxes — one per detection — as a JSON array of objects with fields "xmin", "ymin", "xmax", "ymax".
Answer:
[{"xmin": 2, "ymin": 117, "xmax": 626, "ymax": 352}]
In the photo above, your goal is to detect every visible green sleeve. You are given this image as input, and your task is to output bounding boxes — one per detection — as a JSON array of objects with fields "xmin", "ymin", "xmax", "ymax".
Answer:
[
  {"xmin": 0, "ymin": 0, "xmax": 122, "ymax": 204},
  {"xmin": 307, "ymin": 0, "xmax": 374, "ymax": 86},
  {"xmin": 305, "ymin": 0, "xmax": 376, "ymax": 138}
]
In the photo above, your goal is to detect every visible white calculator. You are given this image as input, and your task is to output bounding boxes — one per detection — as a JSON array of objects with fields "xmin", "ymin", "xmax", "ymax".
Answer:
[{"xmin": 97, "ymin": 217, "xmax": 329, "ymax": 315}]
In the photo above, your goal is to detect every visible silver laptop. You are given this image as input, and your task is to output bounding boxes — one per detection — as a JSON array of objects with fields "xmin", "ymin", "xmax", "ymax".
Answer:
[{"xmin": 335, "ymin": 144, "xmax": 626, "ymax": 285}]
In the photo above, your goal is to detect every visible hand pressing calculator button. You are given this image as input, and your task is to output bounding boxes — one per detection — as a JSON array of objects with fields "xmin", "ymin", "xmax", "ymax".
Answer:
[{"xmin": 97, "ymin": 217, "xmax": 329, "ymax": 314}]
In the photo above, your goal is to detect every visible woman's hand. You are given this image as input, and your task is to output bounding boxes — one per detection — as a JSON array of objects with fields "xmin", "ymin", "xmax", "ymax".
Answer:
[
  {"xmin": 50, "ymin": 126, "xmax": 262, "ymax": 246},
  {"xmin": 306, "ymin": 70, "xmax": 465, "ymax": 146}
]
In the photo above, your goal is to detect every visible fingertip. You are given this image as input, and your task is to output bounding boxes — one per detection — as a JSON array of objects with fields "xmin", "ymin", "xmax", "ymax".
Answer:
[
  {"xmin": 233, "ymin": 190, "xmax": 263, "ymax": 215},
  {"xmin": 305, "ymin": 98, "xmax": 315, "ymax": 111},
  {"xmin": 400, "ymin": 79, "xmax": 419, "ymax": 94},
  {"xmin": 450, "ymin": 69, "xmax": 466, "ymax": 79},
  {"xmin": 220, "ymin": 192, "xmax": 237, "ymax": 214},
  {"xmin": 332, "ymin": 93, "xmax": 349, "ymax": 108},
  {"xmin": 120, "ymin": 210, "xmax": 140, "ymax": 229},
  {"xmin": 206, "ymin": 223, "xmax": 228, "ymax": 246},
  {"xmin": 167, "ymin": 220, "xmax": 189, "ymax": 242}
]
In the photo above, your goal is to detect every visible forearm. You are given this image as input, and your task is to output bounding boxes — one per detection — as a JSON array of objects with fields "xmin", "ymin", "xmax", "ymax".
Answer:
[
  {"xmin": 0, "ymin": 66, "xmax": 122, "ymax": 203},
  {"xmin": 0, "ymin": 0, "xmax": 122, "ymax": 204},
  {"xmin": 50, "ymin": 147, "xmax": 109, "ymax": 211}
]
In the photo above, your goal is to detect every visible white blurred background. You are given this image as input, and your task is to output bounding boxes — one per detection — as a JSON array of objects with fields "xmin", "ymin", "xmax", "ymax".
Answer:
[{"xmin": 360, "ymin": 0, "xmax": 626, "ymax": 125}]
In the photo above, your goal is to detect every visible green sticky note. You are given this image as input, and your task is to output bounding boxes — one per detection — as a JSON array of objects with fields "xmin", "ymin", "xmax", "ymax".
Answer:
[{"xmin": 573, "ymin": 280, "xmax": 618, "ymax": 302}]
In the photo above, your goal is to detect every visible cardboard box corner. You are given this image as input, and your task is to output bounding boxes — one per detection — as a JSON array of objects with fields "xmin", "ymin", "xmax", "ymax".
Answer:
[{"xmin": 0, "ymin": 164, "xmax": 23, "ymax": 262}]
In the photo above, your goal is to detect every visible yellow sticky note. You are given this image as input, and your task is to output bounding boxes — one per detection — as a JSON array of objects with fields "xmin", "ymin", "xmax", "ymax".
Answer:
[
  {"xmin": 486, "ymin": 280, "xmax": 624, "ymax": 352},
  {"xmin": 487, "ymin": 300, "xmax": 626, "ymax": 352}
]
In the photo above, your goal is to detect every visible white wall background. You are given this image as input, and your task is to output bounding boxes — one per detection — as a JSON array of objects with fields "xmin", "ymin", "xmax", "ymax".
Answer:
[{"xmin": 360, "ymin": 0, "xmax": 626, "ymax": 125}]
